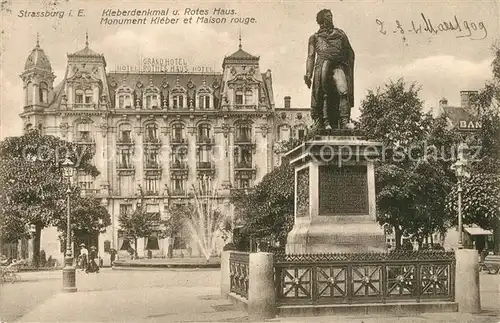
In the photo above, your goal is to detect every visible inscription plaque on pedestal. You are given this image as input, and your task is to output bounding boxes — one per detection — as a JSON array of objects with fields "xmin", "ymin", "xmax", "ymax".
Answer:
[{"xmin": 319, "ymin": 165, "xmax": 368, "ymax": 215}]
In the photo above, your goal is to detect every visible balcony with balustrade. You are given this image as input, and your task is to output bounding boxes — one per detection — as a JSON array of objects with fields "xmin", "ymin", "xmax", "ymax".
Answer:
[
  {"xmin": 234, "ymin": 161, "xmax": 254, "ymax": 170},
  {"xmin": 75, "ymin": 134, "xmax": 96, "ymax": 147},
  {"xmin": 197, "ymin": 161, "xmax": 215, "ymax": 178},
  {"xmin": 170, "ymin": 160, "xmax": 188, "ymax": 170},
  {"xmin": 116, "ymin": 161, "xmax": 135, "ymax": 176},
  {"xmin": 64, "ymin": 103, "xmax": 100, "ymax": 110},
  {"xmin": 170, "ymin": 136, "xmax": 187, "ymax": 145},
  {"xmin": 144, "ymin": 161, "xmax": 162, "ymax": 177},
  {"xmin": 117, "ymin": 136, "xmax": 134, "ymax": 146},
  {"xmin": 143, "ymin": 136, "xmax": 162, "ymax": 147},
  {"xmin": 196, "ymin": 136, "xmax": 215, "ymax": 146}
]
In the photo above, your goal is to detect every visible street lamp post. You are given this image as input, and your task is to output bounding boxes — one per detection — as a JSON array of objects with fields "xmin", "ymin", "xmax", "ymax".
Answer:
[
  {"xmin": 62, "ymin": 153, "xmax": 77, "ymax": 293},
  {"xmin": 451, "ymin": 143, "xmax": 470, "ymax": 250}
]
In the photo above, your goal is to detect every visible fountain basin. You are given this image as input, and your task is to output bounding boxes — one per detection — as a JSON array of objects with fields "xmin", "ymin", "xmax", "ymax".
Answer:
[{"xmin": 112, "ymin": 257, "xmax": 221, "ymax": 270}]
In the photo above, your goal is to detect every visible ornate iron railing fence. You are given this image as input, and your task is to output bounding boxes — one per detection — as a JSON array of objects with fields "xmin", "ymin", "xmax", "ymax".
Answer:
[
  {"xmin": 274, "ymin": 251, "xmax": 455, "ymax": 306},
  {"xmin": 229, "ymin": 252, "xmax": 250, "ymax": 299}
]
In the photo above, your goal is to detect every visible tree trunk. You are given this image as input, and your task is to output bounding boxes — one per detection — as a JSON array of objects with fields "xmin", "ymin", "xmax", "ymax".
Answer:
[
  {"xmin": 430, "ymin": 234, "xmax": 434, "ymax": 245},
  {"xmin": 134, "ymin": 238, "xmax": 138, "ymax": 259},
  {"xmin": 394, "ymin": 227, "xmax": 402, "ymax": 250},
  {"xmin": 493, "ymin": 217, "xmax": 500, "ymax": 255},
  {"xmin": 32, "ymin": 223, "xmax": 42, "ymax": 267}
]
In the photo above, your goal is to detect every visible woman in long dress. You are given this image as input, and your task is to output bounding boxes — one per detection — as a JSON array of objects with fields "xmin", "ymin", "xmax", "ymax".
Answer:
[{"xmin": 86, "ymin": 246, "xmax": 99, "ymax": 274}]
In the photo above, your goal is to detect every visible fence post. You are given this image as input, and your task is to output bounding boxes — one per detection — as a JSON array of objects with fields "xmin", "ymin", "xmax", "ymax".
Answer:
[
  {"xmin": 455, "ymin": 249, "xmax": 481, "ymax": 313},
  {"xmin": 220, "ymin": 251, "xmax": 231, "ymax": 299},
  {"xmin": 248, "ymin": 252, "xmax": 276, "ymax": 320}
]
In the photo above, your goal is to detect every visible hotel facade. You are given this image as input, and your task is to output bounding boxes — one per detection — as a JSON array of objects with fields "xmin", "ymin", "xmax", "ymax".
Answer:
[{"xmin": 17, "ymin": 36, "xmax": 311, "ymax": 263}]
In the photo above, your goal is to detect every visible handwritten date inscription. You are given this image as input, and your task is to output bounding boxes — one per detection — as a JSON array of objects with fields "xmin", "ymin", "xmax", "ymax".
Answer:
[{"xmin": 376, "ymin": 13, "xmax": 487, "ymax": 41}]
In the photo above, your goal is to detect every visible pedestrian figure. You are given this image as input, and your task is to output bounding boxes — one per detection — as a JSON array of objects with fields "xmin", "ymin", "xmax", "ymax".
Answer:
[
  {"xmin": 79, "ymin": 243, "xmax": 88, "ymax": 271},
  {"xmin": 86, "ymin": 246, "xmax": 99, "ymax": 274}
]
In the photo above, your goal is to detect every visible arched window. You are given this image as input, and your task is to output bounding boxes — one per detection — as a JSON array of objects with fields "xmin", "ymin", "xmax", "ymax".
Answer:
[
  {"xmin": 235, "ymin": 123, "xmax": 252, "ymax": 142},
  {"xmin": 172, "ymin": 123, "xmax": 185, "ymax": 143},
  {"xmin": 118, "ymin": 123, "xmax": 132, "ymax": 143},
  {"xmin": 25, "ymin": 82, "xmax": 32, "ymax": 105},
  {"xmin": 198, "ymin": 95, "xmax": 211, "ymax": 109},
  {"xmin": 198, "ymin": 124, "xmax": 211, "ymax": 142},
  {"xmin": 245, "ymin": 90, "xmax": 253, "ymax": 105},
  {"xmin": 75, "ymin": 89, "xmax": 84, "ymax": 104},
  {"xmin": 76, "ymin": 123, "xmax": 91, "ymax": 142},
  {"xmin": 145, "ymin": 124, "xmax": 158, "ymax": 141},
  {"xmin": 39, "ymin": 82, "xmax": 48, "ymax": 104},
  {"xmin": 145, "ymin": 94, "xmax": 159, "ymax": 109}
]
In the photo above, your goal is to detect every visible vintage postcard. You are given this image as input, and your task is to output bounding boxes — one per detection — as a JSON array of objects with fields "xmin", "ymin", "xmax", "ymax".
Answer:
[{"xmin": 0, "ymin": 0, "xmax": 499, "ymax": 322}]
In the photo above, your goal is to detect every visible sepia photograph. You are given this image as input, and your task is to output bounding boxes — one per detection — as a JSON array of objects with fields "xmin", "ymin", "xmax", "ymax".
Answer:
[{"xmin": 0, "ymin": 0, "xmax": 499, "ymax": 322}]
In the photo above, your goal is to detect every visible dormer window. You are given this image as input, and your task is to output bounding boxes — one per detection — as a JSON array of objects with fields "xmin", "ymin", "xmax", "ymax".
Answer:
[
  {"xmin": 235, "ymin": 90, "xmax": 243, "ymax": 105},
  {"xmin": 198, "ymin": 95, "xmax": 211, "ymax": 109},
  {"xmin": 85, "ymin": 90, "xmax": 93, "ymax": 104},
  {"xmin": 118, "ymin": 94, "xmax": 132, "ymax": 109},
  {"xmin": 245, "ymin": 90, "xmax": 253, "ymax": 105},
  {"xmin": 145, "ymin": 94, "xmax": 159, "ymax": 109},
  {"xmin": 39, "ymin": 82, "xmax": 48, "ymax": 104},
  {"xmin": 75, "ymin": 90, "xmax": 84, "ymax": 104},
  {"xmin": 172, "ymin": 95, "xmax": 184, "ymax": 109}
]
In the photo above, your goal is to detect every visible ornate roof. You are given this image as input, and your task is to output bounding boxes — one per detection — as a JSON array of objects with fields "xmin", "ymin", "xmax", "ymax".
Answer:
[
  {"xmin": 223, "ymin": 45, "xmax": 259, "ymax": 66},
  {"xmin": 67, "ymin": 33, "xmax": 105, "ymax": 60},
  {"xmin": 71, "ymin": 46, "xmax": 101, "ymax": 57},
  {"xmin": 24, "ymin": 39, "xmax": 52, "ymax": 71},
  {"xmin": 226, "ymin": 48, "xmax": 259, "ymax": 60}
]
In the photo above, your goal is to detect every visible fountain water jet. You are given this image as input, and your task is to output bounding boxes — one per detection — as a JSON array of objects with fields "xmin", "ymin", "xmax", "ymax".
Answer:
[{"xmin": 185, "ymin": 175, "xmax": 227, "ymax": 261}]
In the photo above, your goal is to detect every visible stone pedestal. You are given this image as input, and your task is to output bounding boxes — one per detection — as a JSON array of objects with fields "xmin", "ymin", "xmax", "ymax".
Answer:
[
  {"xmin": 220, "ymin": 251, "xmax": 230, "ymax": 299},
  {"xmin": 285, "ymin": 131, "xmax": 386, "ymax": 254},
  {"xmin": 455, "ymin": 249, "xmax": 481, "ymax": 313},
  {"xmin": 248, "ymin": 252, "xmax": 276, "ymax": 320}
]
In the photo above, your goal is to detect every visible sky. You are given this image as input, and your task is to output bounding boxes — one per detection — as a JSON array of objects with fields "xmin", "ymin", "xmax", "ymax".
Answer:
[{"xmin": 1, "ymin": 0, "xmax": 499, "ymax": 139}]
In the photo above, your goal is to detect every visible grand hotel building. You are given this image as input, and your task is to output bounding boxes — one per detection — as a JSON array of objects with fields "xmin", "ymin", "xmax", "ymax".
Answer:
[{"xmin": 18, "ymin": 36, "xmax": 312, "ymax": 262}]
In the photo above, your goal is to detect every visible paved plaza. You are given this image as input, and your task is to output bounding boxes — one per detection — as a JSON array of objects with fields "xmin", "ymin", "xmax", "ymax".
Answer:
[{"xmin": 0, "ymin": 269, "xmax": 499, "ymax": 322}]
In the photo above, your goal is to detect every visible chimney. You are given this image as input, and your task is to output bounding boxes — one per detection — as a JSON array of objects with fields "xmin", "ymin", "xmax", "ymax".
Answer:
[
  {"xmin": 435, "ymin": 97, "xmax": 448, "ymax": 117},
  {"xmin": 284, "ymin": 96, "xmax": 291, "ymax": 109},
  {"xmin": 460, "ymin": 90, "xmax": 478, "ymax": 109},
  {"xmin": 439, "ymin": 97, "xmax": 448, "ymax": 109}
]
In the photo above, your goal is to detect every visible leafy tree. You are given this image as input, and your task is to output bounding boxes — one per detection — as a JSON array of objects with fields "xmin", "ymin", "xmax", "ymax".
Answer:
[
  {"xmin": 359, "ymin": 78, "xmax": 460, "ymax": 248},
  {"xmin": 0, "ymin": 130, "xmax": 104, "ymax": 266},
  {"xmin": 446, "ymin": 44, "xmax": 500, "ymax": 252},
  {"xmin": 118, "ymin": 187, "xmax": 164, "ymax": 258},
  {"xmin": 231, "ymin": 160, "xmax": 295, "ymax": 249},
  {"xmin": 59, "ymin": 195, "xmax": 111, "ymax": 246}
]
